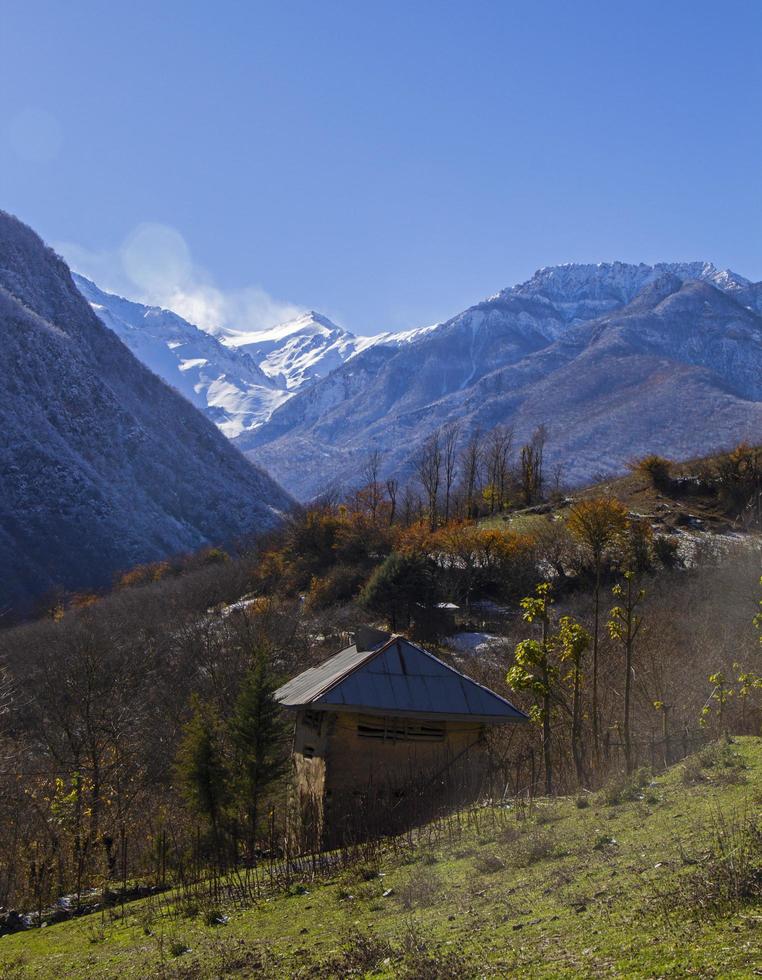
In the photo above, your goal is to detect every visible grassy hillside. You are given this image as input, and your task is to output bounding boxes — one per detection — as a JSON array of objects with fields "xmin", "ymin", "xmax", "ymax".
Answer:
[
  {"xmin": 1, "ymin": 737, "xmax": 760, "ymax": 979},
  {"xmin": 483, "ymin": 450, "xmax": 761, "ymax": 538}
]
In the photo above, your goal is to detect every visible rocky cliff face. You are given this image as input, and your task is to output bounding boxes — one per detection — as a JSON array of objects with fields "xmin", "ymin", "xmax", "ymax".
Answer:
[{"xmin": 0, "ymin": 211, "xmax": 293, "ymax": 611}]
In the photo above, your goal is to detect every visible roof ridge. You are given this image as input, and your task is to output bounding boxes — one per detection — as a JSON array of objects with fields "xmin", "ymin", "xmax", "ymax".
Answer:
[{"xmin": 309, "ymin": 634, "xmax": 399, "ymax": 702}]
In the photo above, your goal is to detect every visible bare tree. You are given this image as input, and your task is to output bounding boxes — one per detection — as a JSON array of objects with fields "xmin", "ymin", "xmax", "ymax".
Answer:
[
  {"xmin": 532, "ymin": 424, "xmax": 549, "ymax": 498},
  {"xmin": 441, "ymin": 423, "xmax": 460, "ymax": 523},
  {"xmin": 415, "ymin": 430, "xmax": 442, "ymax": 530},
  {"xmin": 485, "ymin": 424, "xmax": 514, "ymax": 513},
  {"xmin": 459, "ymin": 428, "xmax": 483, "ymax": 520},
  {"xmin": 400, "ymin": 484, "xmax": 423, "ymax": 526},
  {"xmin": 520, "ymin": 424, "xmax": 549, "ymax": 505},
  {"xmin": 385, "ymin": 477, "xmax": 399, "ymax": 525},
  {"xmin": 551, "ymin": 461, "xmax": 565, "ymax": 497},
  {"xmin": 361, "ymin": 449, "xmax": 383, "ymax": 523}
]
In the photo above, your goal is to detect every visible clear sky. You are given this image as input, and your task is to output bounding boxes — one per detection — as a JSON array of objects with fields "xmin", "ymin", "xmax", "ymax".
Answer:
[{"xmin": 2, "ymin": 0, "xmax": 761, "ymax": 335}]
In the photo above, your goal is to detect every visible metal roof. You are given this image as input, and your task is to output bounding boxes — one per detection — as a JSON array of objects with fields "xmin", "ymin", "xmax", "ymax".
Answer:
[{"xmin": 275, "ymin": 635, "xmax": 528, "ymax": 724}]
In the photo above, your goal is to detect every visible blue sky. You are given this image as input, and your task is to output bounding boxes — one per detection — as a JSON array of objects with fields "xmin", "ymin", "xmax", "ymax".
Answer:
[{"xmin": 2, "ymin": 1, "xmax": 761, "ymax": 335}]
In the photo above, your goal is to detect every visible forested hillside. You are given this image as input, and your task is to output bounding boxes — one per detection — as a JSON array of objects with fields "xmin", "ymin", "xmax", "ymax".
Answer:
[{"xmin": 0, "ymin": 441, "xmax": 759, "ymax": 932}]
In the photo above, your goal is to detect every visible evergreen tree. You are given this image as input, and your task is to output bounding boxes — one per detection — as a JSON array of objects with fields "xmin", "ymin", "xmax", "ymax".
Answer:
[
  {"xmin": 176, "ymin": 694, "xmax": 229, "ymax": 843},
  {"xmin": 229, "ymin": 648, "xmax": 289, "ymax": 857},
  {"xmin": 360, "ymin": 551, "xmax": 438, "ymax": 629}
]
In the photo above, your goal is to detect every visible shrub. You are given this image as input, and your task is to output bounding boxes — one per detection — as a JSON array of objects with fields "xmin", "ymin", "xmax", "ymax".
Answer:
[
  {"xmin": 397, "ymin": 867, "xmax": 441, "ymax": 910},
  {"xmin": 600, "ymin": 768, "xmax": 651, "ymax": 806},
  {"xmin": 669, "ymin": 812, "xmax": 762, "ymax": 920},
  {"xmin": 203, "ymin": 906, "xmax": 227, "ymax": 926},
  {"xmin": 398, "ymin": 922, "xmax": 476, "ymax": 980},
  {"xmin": 514, "ymin": 829, "xmax": 558, "ymax": 867},
  {"xmin": 683, "ymin": 741, "xmax": 747, "ymax": 786},
  {"xmin": 305, "ymin": 563, "xmax": 366, "ymax": 611},
  {"xmin": 631, "ymin": 455, "xmax": 673, "ymax": 491},
  {"xmin": 654, "ymin": 535, "xmax": 681, "ymax": 569},
  {"xmin": 474, "ymin": 852, "xmax": 505, "ymax": 874}
]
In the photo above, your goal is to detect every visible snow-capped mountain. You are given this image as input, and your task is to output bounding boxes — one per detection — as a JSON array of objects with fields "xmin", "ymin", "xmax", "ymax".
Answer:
[
  {"xmin": 212, "ymin": 310, "xmax": 360, "ymax": 390},
  {"xmin": 74, "ymin": 275, "xmax": 290, "ymax": 439},
  {"xmin": 244, "ymin": 261, "xmax": 762, "ymax": 500},
  {"xmin": 0, "ymin": 212, "xmax": 292, "ymax": 612},
  {"xmin": 76, "ymin": 280, "xmax": 444, "ymax": 437},
  {"xmin": 73, "ymin": 258, "xmax": 762, "ymax": 504},
  {"xmin": 211, "ymin": 310, "xmax": 440, "ymax": 390}
]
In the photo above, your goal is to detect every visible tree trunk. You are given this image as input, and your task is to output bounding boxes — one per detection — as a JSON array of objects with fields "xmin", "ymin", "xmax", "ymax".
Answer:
[
  {"xmin": 571, "ymin": 663, "xmax": 585, "ymax": 786},
  {"xmin": 592, "ymin": 558, "xmax": 601, "ymax": 761}
]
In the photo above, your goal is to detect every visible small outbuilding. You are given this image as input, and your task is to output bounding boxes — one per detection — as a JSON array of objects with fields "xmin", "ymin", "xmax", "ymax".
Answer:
[{"xmin": 275, "ymin": 628, "xmax": 528, "ymax": 848}]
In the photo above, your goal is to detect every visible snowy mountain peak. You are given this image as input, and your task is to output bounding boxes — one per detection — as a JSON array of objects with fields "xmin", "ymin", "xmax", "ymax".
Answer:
[
  {"xmin": 515, "ymin": 260, "xmax": 717, "ymax": 300},
  {"xmin": 73, "ymin": 274, "xmax": 289, "ymax": 439},
  {"xmin": 76, "ymin": 256, "xmax": 762, "ymax": 467},
  {"xmin": 290, "ymin": 310, "xmax": 344, "ymax": 333},
  {"xmin": 480, "ymin": 260, "xmax": 761, "ymax": 325}
]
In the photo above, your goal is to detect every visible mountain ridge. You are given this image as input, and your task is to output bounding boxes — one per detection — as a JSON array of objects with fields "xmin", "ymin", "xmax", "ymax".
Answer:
[
  {"xmin": 73, "ymin": 258, "xmax": 762, "ymax": 503},
  {"xmin": 243, "ymin": 264, "xmax": 762, "ymax": 499},
  {"xmin": 0, "ymin": 211, "xmax": 293, "ymax": 612}
]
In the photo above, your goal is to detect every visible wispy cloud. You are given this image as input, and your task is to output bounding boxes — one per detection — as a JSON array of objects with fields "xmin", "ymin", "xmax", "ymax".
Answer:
[{"xmin": 56, "ymin": 222, "xmax": 304, "ymax": 333}]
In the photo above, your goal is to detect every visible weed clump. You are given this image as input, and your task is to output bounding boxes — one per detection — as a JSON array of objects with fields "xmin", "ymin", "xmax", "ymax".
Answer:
[
  {"xmin": 398, "ymin": 867, "xmax": 441, "ymax": 910},
  {"xmin": 169, "ymin": 939, "xmax": 191, "ymax": 957},
  {"xmin": 600, "ymin": 767, "xmax": 651, "ymax": 806},
  {"xmin": 314, "ymin": 928, "xmax": 393, "ymax": 977},
  {"xmin": 514, "ymin": 829, "xmax": 559, "ymax": 867},
  {"xmin": 659, "ymin": 811, "xmax": 762, "ymax": 921},
  {"xmin": 474, "ymin": 852, "xmax": 505, "ymax": 874},
  {"xmin": 682, "ymin": 740, "xmax": 747, "ymax": 786},
  {"xmin": 398, "ymin": 922, "xmax": 477, "ymax": 979}
]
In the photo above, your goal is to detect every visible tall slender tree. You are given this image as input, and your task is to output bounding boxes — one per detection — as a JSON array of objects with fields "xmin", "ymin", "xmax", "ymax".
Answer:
[
  {"xmin": 459, "ymin": 428, "xmax": 483, "ymax": 519},
  {"xmin": 507, "ymin": 583, "xmax": 555, "ymax": 794},
  {"xmin": 508, "ymin": 583, "xmax": 591, "ymax": 793},
  {"xmin": 441, "ymin": 423, "xmax": 460, "ymax": 523},
  {"xmin": 608, "ymin": 571, "xmax": 645, "ymax": 773},
  {"xmin": 567, "ymin": 498, "xmax": 628, "ymax": 759},
  {"xmin": 229, "ymin": 648, "xmax": 289, "ymax": 858},
  {"xmin": 415, "ymin": 430, "xmax": 443, "ymax": 530}
]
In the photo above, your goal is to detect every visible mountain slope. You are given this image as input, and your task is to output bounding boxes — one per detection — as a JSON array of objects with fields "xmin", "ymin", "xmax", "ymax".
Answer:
[
  {"xmin": 0, "ymin": 212, "xmax": 293, "ymax": 611},
  {"xmin": 77, "ymin": 282, "xmax": 445, "ymax": 437},
  {"xmin": 74, "ymin": 275, "xmax": 290, "ymax": 438},
  {"xmin": 245, "ymin": 263, "xmax": 762, "ymax": 499}
]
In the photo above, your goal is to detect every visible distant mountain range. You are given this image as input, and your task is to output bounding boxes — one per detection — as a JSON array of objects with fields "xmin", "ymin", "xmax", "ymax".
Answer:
[
  {"xmin": 0, "ymin": 212, "xmax": 292, "ymax": 611},
  {"xmin": 75, "ymin": 260, "xmax": 762, "ymax": 504},
  {"xmin": 243, "ymin": 262, "xmax": 762, "ymax": 499},
  {"xmin": 75, "ymin": 277, "xmax": 438, "ymax": 440}
]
